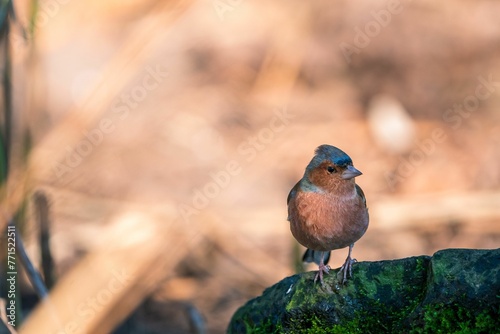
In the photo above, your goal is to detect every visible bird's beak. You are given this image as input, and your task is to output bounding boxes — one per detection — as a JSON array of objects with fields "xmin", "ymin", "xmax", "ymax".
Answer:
[{"xmin": 341, "ymin": 165, "xmax": 362, "ymax": 180}]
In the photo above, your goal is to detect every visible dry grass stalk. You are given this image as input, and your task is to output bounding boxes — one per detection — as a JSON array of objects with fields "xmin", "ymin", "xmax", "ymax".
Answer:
[{"xmin": 19, "ymin": 211, "xmax": 202, "ymax": 334}]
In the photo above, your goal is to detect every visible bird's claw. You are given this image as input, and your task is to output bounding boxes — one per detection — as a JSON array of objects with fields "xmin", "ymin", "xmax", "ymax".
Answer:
[
  {"xmin": 338, "ymin": 257, "xmax": 357, "ymax": 284},
  {"xmin": 314, "ymin": 264, "xmax": 331, "ymax": 284}
]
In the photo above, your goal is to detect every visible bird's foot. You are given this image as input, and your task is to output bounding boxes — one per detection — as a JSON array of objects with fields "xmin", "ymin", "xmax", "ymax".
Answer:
[
  {"xmin": 338, "ymin": 257, "xmax": 357, "ymax": 284},
  {"xmin": 314, "ymin": 263, "xmax": 331, "ymax": 284}
]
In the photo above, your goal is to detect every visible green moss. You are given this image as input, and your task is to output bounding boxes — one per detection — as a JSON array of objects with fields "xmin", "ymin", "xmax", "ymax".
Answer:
[
  {"xmin": 283, "ymin": 312, "xmax": 370, "ymax": 334},
  {"xmin": 415, "ymin": 257, "xmax": 425, "ymax": 273},
  {"xmin": 284, "ymin": 293, "xmax": 418, "ymax": 333},
  {"xmin": 287, "ymin": 314, "xmax": 331, "ymax": 333},
  {"xmin": 244, "ymin": 317, "xmax": 282, "ymax": 334},
  {"xmin": 228, "ymin": 250, "xmax": 499, "ymax": 334},
  {"xmin": 279, "ymin": 258, "xmax": 429, "ymax": 333},
  {"xmin": 246, "ymin": 303, "xmax": 499, "ymax": 334},
  {"xmin": 352, "ymin": 264, "xmax": 377, "ymax": 299},
  {"xmin": 285, "ymin": 274, "xmax": 326, "ymax": 312},
  {"xmin": 409, "ymin": 303, "xmax": 499, "ymax": 334},
  {"xmin": 247, "ymin": 303, "xmax": 499, "ymax": 334}
]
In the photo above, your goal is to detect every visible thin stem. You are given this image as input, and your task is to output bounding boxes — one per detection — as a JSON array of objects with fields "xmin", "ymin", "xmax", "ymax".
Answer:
[{"xmin": 11, "ymin": 220, "xmax": 49, "ymax": 299}]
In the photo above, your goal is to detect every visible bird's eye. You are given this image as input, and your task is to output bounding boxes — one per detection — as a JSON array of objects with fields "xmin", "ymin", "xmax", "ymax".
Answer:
[{"xmin": 327, "ymin": 166, "xmax": 336, "ymax": 173}]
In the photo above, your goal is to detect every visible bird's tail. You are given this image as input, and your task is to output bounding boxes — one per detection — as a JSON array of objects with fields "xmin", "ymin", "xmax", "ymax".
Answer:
[{"xmin": 302, "ymin": 249, "xmax": 331, "ymax": 266}]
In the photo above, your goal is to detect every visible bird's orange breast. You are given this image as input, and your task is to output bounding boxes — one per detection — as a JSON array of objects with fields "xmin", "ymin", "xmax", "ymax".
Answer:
[{"xmin": 288, "ymin": 190, "xmax": 369, "ymax": 251}]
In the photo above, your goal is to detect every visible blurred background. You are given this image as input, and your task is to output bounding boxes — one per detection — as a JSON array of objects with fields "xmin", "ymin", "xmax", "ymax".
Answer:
[{"xmin": 1, "ymin": 0, "xmax": 499, "ymax": 333}]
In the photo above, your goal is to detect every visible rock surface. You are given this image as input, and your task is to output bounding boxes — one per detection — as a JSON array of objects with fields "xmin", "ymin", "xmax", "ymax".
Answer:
[{"xmin": 228, "ymin": 249, "xmax": 499, "ymax": 333}]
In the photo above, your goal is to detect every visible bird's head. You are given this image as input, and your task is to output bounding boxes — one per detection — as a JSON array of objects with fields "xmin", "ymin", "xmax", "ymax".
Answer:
[{"xmin": 304, "ymin": 144, "xmax": 362, "ymax": 191}]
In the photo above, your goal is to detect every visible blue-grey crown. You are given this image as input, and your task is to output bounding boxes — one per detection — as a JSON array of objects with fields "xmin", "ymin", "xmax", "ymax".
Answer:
[{"xmin": 306, "ymin": 144, "xmax": 352, "ymax": 171}]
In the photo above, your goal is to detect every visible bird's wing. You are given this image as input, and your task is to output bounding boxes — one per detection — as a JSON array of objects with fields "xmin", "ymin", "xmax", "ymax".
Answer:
[
  {"xmin": 355, "ymin": 184, "xmax": 367, "ymax": 208},
  {"xmin": 287, "ymin": 180, "xmax": 301, "ymax": 205}
]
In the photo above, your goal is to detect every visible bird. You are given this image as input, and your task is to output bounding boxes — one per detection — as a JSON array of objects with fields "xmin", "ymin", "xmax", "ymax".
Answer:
[{"xmin": 287, "ymin": 144, "xmax": 369, "ymax": 284}]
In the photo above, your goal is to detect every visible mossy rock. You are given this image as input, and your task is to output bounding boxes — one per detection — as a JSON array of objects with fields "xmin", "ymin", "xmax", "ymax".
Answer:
[{"xmin": 228, "ymin": 248, "xmax": 499, "ymax": 333}]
